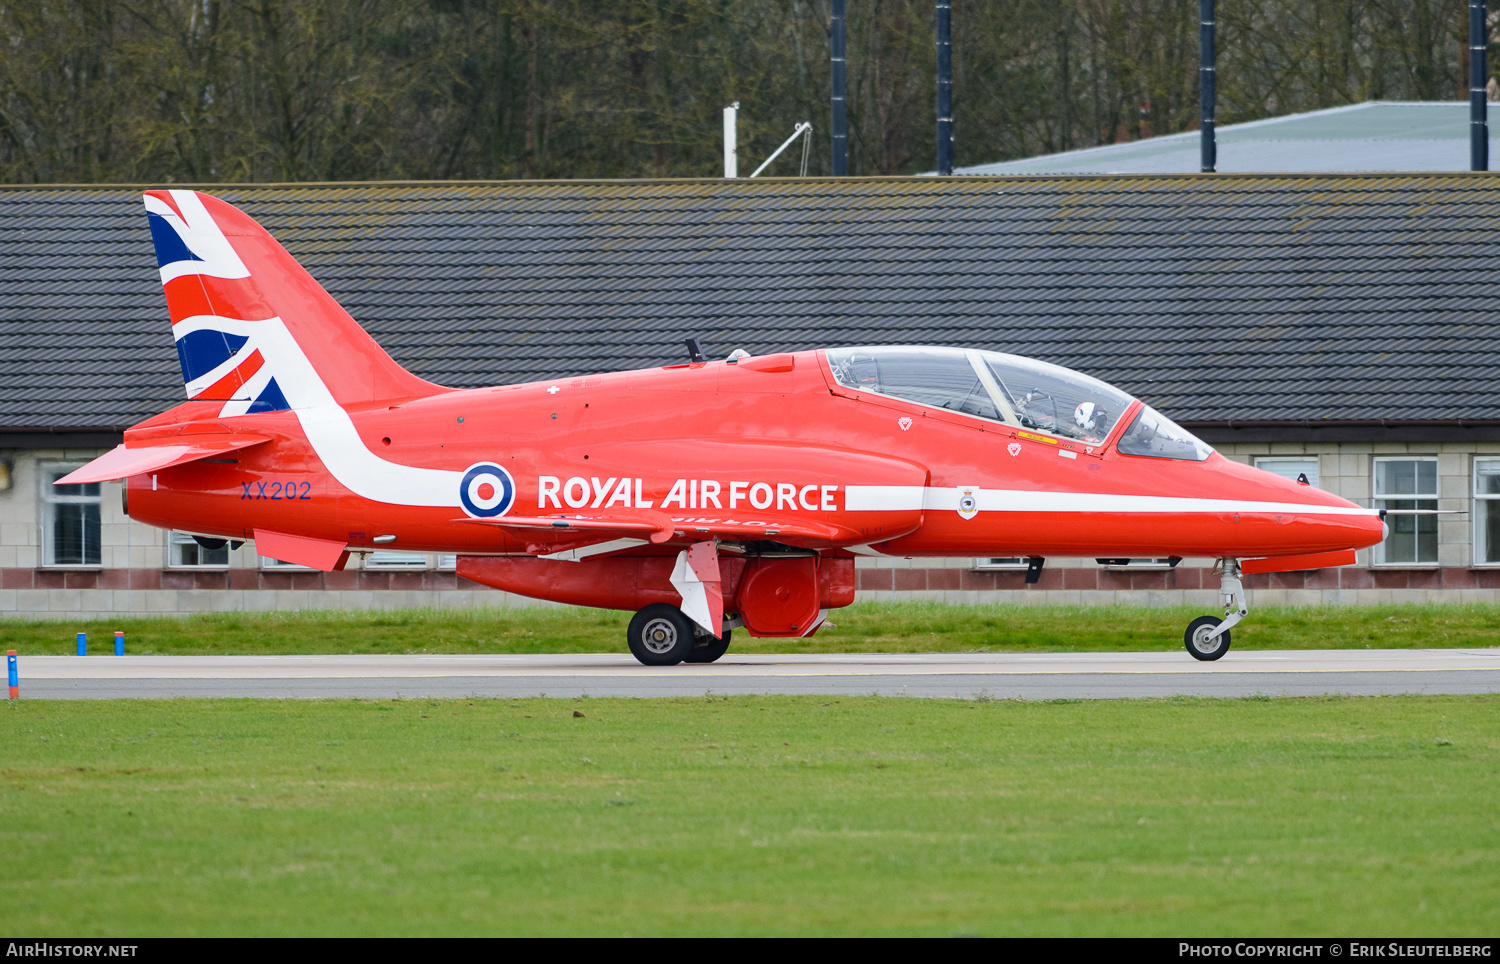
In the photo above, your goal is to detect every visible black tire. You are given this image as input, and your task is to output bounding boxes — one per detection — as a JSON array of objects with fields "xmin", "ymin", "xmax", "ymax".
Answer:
[
  {"xmin": 627, "ymin": 604, "xmax": 696, "ymax": 666},
  {"xmin": 684, "ymin": 628, "xmax": 732, "ymax": 664},
  {"xmin": 1184, "ymin": 615, "xmax": 1231, "ymax": 661}
]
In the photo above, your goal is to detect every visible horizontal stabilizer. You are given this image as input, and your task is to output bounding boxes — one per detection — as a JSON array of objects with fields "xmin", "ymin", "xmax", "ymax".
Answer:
[
  {"xmin": 1240, "ymin": 549, "xmax": 1356, "ymax": 574},
  {"xmin": 55, "ymin": 434, "xmax": 271, "ymax": 485},
  {"xmin": 253, "ymin": 529, "xmax": 349, "ymax": 572}
]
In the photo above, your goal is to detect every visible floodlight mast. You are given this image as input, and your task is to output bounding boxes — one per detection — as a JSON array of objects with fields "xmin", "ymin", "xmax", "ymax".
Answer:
[
  {"xmin": 831, "ymin": 0, "xmax": 848, "ymax": 176},
  {"xmin": 936, "ymin": 1, "xmax": 953, "ymax": 175},
  {"xmin": 1199, "ymin": 0, "xmax": 1216, "ymax": 173},
  {"xmin": 1471, "ymin": 0, "xmax": 1488, "ymax": 171}
]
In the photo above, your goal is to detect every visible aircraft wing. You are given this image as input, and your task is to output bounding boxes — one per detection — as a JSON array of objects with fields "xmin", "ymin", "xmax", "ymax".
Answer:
[
  {"xmin": 55, "ymin": 434, "xmax": 272, "ymax": 485},
  {"xmin": 462, "ymin": 511, "xmax": 857, "ymax": 550},
  {"xmin": 471, "ymin": 511, "xmax": 678, "ymax": 543}
]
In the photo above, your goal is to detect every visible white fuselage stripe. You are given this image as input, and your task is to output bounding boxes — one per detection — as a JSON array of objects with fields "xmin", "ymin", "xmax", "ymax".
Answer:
[
  {"xmin": 198, "ymin": 316, "xmax": 463, "ymax": 506},
  {"xmin": 845, "ymin": 485, "xmax": 1377, "ymax": 518}
]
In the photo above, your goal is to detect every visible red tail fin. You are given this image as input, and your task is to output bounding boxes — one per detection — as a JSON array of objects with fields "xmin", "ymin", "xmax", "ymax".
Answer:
[{"xmin": 145, "ymin": 189, "xmax": 445, "ymax": 410}]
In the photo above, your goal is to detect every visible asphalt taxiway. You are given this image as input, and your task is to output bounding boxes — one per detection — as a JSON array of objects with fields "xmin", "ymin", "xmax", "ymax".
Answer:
[{"xmin": 12, "ymin": 649, "xmax": 1500, "ymax": 700}]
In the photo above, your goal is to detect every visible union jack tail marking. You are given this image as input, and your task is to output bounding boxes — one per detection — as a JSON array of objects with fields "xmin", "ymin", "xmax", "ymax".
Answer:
[
  {"xmin": 145, "ymin": 190, "xmax": 291, "ymax": 415},
  {"xmin": 139, "ymin": 189, "xmax": 464, "ymax": 507},
  {"xmin": 142, "ymin": 189, "xmax": 443, "ymax": 416}
]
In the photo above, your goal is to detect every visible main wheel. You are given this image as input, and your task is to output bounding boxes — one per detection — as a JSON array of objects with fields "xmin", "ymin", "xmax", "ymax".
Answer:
[
  {"xmin": 1184, "ymin": 615, "xmax": 1231, "ymax": 661},
  {"xmin": 684, "ymin": 628, "xmax": 732, "ymax": 664},
  {"xmin": 626, "ymin": 604, "xmax": 696, "ymax": 666}
]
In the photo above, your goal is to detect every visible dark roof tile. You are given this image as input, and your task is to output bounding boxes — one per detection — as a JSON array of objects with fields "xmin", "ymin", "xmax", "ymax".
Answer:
[{"xmin": 2, "ymin": 174, "xmax": 1496, "ymax": 428}]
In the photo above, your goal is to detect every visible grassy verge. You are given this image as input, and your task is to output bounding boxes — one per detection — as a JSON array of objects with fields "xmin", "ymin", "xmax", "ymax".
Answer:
[
  {"xmin": 1, "ymin": 694, "xmax": 1495, "ymax": 936},
  {"xmin": 3, "ymin": 601, "xmax": 1499, "ymax": 655}
]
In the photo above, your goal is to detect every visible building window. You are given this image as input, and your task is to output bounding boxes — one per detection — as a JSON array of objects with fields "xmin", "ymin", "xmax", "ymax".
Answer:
[
  {"xmin": 1373, "ymin": 457, "xmax": 1438, "ymax": 566},
  {"xmin": 1255, "ymin": 456, "xmax": 1320, "ymax": 488},
  {"xmin": 1097, "ymin": 558, "xmax": 1179, "ymax": 570},
  {"xmin": 41, "ymin": 464, "xmax": 101, "ymax": 567},
  {"xmin": 169, "ymin": 531, "xmax": 228, "ymax": 568},
  {"xmin": 363, "ymin": 551, "xmax": 428, "ymax": 569},
  {"xmin": 259, "ymin": 555, "xmax": 311, "ymax": 570},
  {"xmin": 436, "ymin": 554, "xmax": 457, "ymax": 571},
  {"xmin": 973, "ymin": 557, "xmax": 1028, "ymax": 570},
  {"xmin": 1474, "ymin": 459, "xmax": 1500, "ymax": 566}
]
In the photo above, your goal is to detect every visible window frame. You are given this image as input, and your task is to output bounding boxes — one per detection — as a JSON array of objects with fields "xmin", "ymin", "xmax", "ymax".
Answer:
[
  {"xmin": 972, "ymin": 557, "xmax": 1029, "ymax": 571},
  {"xmin": 362, "ymin": 550, "xmax": 431, "ymax": 570},
  {"xmin": 1371, "ymin": 456, "xmax": 1440, "ymax": 568},
  {"xmin": 1473, "ymin": 457, "xmax": 1500, "ymax": 568},
  {"xmin": 1254, "ymin": 456, "xmax": 1321, "ymax": 489},
  {"xmin": 1097, "ymin": 558, "xmax": 1180, "ymax": 571},
  {"xmin": 39, "ymin": 462, "xmax": 102, "ymax": 569},
  {"xmin": 166, "ymin": 530, "xmax": 230, "ymax": 570},
  {"xmin": 259, "ymin": 555, "xmax": 314, "ymax": 571}
]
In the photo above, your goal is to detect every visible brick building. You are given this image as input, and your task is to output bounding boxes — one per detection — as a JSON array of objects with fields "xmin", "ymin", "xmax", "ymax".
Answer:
[{"xmin": 2, "ymin": 174, "xmax": 1497, "ymax": 617}]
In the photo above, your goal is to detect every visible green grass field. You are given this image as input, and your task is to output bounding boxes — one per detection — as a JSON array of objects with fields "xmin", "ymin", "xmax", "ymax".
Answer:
[
  {"xmin": 4, "ymin": 601, "xmax": 1500, "ymax": 655},
  {"xmin": 1, "ymin": 694, "xmax": 1495, "ymax": 936}
]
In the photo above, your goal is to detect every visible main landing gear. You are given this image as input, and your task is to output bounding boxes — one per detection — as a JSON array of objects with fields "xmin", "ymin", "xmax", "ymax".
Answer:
[
  {"xmin": 626, "ymin": 603, "xmax": 732, "ymax": 666},
  {"xmin": 1185, "ymin": 559, "xmax": 1246, "ymax": 662}
]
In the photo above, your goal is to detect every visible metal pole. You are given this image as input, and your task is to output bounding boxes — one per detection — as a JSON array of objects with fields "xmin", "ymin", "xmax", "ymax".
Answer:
[
  {"xmin": 749, "ymin": 122, "xmax": 813, "ymax": 178},
  {"xmin": 936, "ymin": 1, "xmax": 953, "ymax": 175},
  {"xmin": 723, "ymin": 102, "xmax": 738, "ymax": 179},
  {"xmin": 1199, "ymin": 0, "xmax": 1216, "ymax": 173},
  {"xmin": 1472, "ymin": 0, "xmax": 1488, "ymax": 171},
  {"xmin": 831, "ymin": 0, "xmax": 848, "ymax": 176}
]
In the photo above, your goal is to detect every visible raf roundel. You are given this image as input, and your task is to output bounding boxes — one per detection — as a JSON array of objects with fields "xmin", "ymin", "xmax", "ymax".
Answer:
[{"xmin": 459, "ymin": 462, "xmax": 516, "ymax": 518}]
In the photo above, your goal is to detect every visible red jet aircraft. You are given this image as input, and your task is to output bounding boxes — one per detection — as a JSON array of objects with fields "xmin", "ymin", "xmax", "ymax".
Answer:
[{"xmin": 62, "ymin": 191, "xmax": 1387, "ymax": 664}]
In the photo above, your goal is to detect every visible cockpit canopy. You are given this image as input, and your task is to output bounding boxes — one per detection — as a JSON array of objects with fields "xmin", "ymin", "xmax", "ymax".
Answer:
[{"xmin": 824, "ymin": 346, "xmax": 1212, "ymax": 460}]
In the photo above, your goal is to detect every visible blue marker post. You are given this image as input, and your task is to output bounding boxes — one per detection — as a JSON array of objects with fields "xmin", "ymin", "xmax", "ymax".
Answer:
[
  {"xmin": 7, "ymin": 651, "xmax": 16, "ymax": 699},
  {"xmin": 76, "ymin": 632, "xmax": 86, "ymax": 656},
  {"xmin": 114, "ymin": 630, "xmax": 124, "ymax": 656}
]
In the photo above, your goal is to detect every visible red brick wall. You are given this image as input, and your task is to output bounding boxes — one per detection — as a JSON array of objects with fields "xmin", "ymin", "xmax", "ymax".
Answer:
[
  {"xmin": 9, "ymin": 566, "xmax": 1500, "ymax": 597},
  {"xmin": 0, "ymin": 568, "xmax": 488, "ymax": 592},
  {"xmin": 854, "ymin": 566, "xmax": 1500, "ymax": 592}
]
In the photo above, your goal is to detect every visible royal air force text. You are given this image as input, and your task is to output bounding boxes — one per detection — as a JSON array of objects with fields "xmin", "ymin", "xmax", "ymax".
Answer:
[{"xmin": 538, "ymin": 477, "xmax": 840, "ymax": 513}]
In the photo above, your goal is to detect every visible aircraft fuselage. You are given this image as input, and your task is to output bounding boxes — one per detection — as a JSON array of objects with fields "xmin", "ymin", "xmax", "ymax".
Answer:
[{"xmin": 126, "ymin": 348, "xmax": 1381, "ymax": 562}]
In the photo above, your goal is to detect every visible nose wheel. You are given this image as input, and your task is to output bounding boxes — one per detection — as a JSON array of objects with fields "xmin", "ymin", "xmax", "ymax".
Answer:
[
  {"xmin": 1184, "ymin": 559, "xmax": 1246, "ymax": 662},
  {"xmin": 1185, "ymin": 615, "xmax": 1231, "ymax": 660}
]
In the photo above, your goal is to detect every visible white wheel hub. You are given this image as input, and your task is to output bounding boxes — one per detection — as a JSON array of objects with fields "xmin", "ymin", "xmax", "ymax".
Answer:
[
  {"xmin": 641, "ymin": 617, "xmax": 678, "ymax": 654},
  {"xmin": 1192, "ymin": 624, "xmax": 1222, "ymax": 653}
]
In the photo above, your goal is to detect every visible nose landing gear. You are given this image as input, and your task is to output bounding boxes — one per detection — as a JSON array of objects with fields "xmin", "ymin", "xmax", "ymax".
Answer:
[{"xmin": 1185, "ymin": 560, "xmax": 1246, "ymax": 661}]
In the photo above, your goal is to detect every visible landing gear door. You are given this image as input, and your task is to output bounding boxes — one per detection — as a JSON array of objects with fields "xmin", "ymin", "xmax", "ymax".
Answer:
[{"xmin": 735, "ymin": 555, "xmax": 822, "ymax": 637}]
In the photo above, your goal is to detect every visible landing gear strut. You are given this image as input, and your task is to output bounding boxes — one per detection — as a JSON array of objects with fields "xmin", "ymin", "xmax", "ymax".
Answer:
[
  {"xmin": 685, "ymin": 627, "xmax": 732, "ymax": 663},
  {"xmin": 1185, "ymin": 559, "xmax": 1246, "ymax": 662}
]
